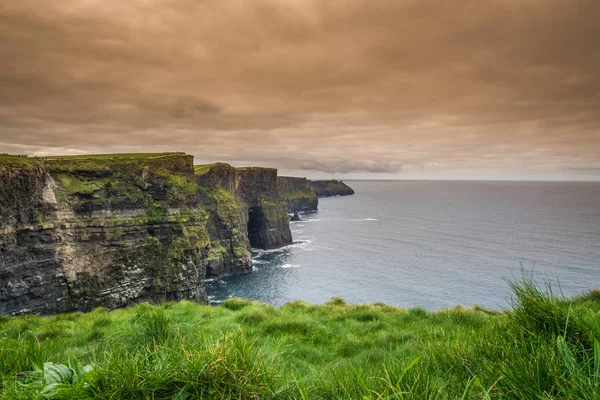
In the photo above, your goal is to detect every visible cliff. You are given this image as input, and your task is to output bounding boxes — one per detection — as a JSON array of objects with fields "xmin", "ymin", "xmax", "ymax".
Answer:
[
  {"xmin": 195, "ymin": 163, "xmax": 251, "ymax": 279},
  {"xmin": 310, "ymin": 180, "xmax": 355, "ymax": 197},
  {"xmin": 237, "ymin": 168, "xmax": 293, "ymax": 249},
  {"xmin": 277, "ymin": 176, "xmax": 319, "ymax": 213},
  {"xmin": 0, "ymin": 154, "xmax": 292, "ymax": 315}
]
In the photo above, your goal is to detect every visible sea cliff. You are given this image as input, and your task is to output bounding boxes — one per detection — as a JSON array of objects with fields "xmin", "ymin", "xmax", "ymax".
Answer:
[
  {"xmin": 0, "ymin": 154, "xmax": 292, "ymax": 315},
  {"xmin": 277, "ymin": 176, "xmax": 319, "ymax": 213},
  {"xmin": 310, "ymin": 180, "xmax": 355, "ymax": 197},
  {"xmin": 195, "ymin": 163, "xmax": 292, "ymax": 278}
]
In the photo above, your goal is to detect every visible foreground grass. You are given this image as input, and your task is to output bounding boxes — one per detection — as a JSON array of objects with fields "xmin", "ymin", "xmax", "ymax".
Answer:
[{"xmin": 1, "ymin": 281, "xmax": 599, "ymax": 399}]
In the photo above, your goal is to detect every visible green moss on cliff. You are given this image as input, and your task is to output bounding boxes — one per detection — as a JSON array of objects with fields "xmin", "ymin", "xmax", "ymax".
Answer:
[
  {"xmin": 56, "ymin": 174, "xmax": 107, "ymax": 195},
  {"xmin": 194, "ymin": 163, "xmax": 230, "ymax": 175},
  {"xmin": 168, "ymin": 225, "xmax": 210, "ymax": 262},
  {"xmin": 207, "ymin": 243, "xmax": 228, "ymax": 261},
  {"xmin": 200, "ymin": 185, "xmax": 243, "ymax": 228},
  {"xmin": 284, "ymin": 188, "xmax": 317, "ymax": 203},
  {"xmin": 198, "ymin": 183, "xmax": 251, "ymax": 266},
  {"xmin": 46, "ymin": 153, "xmax": 197, "ymax": 212}
]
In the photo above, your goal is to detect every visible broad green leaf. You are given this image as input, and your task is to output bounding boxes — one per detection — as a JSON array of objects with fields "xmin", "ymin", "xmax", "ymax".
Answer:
[
  {"xmin": 40, "ymin": 383, "xmax": 74, "ymax": 399},
  {"xmin": 43, "ymin": 362, "xmax": 73, "ymax": 385},
  {"xmin": 68, "ymin": 353, "xmax": 85, "ymax": 381}
]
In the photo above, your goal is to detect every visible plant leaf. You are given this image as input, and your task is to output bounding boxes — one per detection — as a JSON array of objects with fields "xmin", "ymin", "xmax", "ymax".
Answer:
[
  {"xmin": 40, "ymin": 383, "xmax": 74, "ymax": 399},
  {"xmin": 556, "ymin": 336, "xmax": 574, "ymax": 374},
  {"xmin": 43, "ymin": 363, "xmax": 73, "ymax": 385},
  {"xmin": 67, "ymin": 353, "xmax": 85, "ymax": 381},
  {"xmin": 594, "ymin": 338, "xmax": 600, "ymax": 379}
]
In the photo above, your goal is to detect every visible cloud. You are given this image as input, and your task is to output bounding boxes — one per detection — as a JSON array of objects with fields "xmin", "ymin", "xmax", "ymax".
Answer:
[{"xmin": 0, "ymin": 0, "xmax": 599, "ymax": 178}]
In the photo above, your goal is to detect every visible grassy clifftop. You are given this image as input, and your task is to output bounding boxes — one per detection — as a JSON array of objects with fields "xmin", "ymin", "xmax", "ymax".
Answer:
[
  {"xmin": 1, "ymin": 281, "xmax": 599, "ymax": 399},
  {"xmin": 44, "ymin": 153, "xmax": 197, "ymax": 213},
  {"xmin": 0, "ymin": 154, "xmax": 42, "ymax": 168}
]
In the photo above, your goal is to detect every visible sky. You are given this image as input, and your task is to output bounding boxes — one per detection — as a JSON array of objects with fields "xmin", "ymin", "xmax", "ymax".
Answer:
[{"xmin": 1, "ymin": 0, "xmax": 599, "ymax": 180}]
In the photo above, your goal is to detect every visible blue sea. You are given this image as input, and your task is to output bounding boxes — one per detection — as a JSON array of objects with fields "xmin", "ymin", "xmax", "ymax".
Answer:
[{"xmin": 205, "ymin": 181, "xmax": 600, "ymax": 310}]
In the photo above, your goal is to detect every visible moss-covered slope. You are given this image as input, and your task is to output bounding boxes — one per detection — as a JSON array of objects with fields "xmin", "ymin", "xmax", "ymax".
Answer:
[{"xmin": 277, "ymin": 176, "xmax": 318, "ymax": 213}]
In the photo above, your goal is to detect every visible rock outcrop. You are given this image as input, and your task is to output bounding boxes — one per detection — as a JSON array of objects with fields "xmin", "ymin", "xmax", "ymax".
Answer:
[
  {"xmin": 277, "ymin": 176, "xmax": 319, "ymax": 213},
  {"xmin": 0, "ymin": 154, "xmax": 293, "ymax": 315},
  {"xmin": 310, "ymin": 180, "xmax": 355, "ymax": 197},
  {"xmin": 195, "ymin": 163, "xmax": 251, "ymax": 279},
  {"xmin": 237, "ymin": 168, "xmax": 293, "ymax": 249}
]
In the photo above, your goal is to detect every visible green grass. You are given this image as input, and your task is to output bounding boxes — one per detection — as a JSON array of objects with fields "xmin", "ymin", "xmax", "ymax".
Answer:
[
  {"xmin": 1, "ymin": 281, "xmax": 599, "ymax": 399},
  {"xmin": 193, "ymin": 163, "xmax": 231, "ymax": 175},
  {"xmin": 41, "ymin": 153, "xmax": 178, "ymax": 160},
  {"xmin": 40, "ymin": 153, "xmax": 198, "ymax": 211},
  {"xmin": 0, "ymin": 154, "xmax": 42, "ymax": 168},
  {"xmin": 283, "ymin": 189, "xmax": 318, "ymax": 202}
]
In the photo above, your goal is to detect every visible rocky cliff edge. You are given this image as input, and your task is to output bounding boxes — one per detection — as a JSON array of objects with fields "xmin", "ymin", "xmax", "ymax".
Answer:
[{"xmin": 0, "ymin": 154, "xmax": 292, "ymax": 315}]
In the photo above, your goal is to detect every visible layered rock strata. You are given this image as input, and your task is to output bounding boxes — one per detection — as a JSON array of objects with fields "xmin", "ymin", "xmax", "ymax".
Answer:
[
  {"xmin": 277, "ymin": 176, "xmax": 319, "ymax": 213},
  {"xmin": 1, "ymin": 154, "xmax": 293, "ymax": 315},
  {"xmin": 236, "ymin": 168, "xmax": 293, "ymax": 249}
]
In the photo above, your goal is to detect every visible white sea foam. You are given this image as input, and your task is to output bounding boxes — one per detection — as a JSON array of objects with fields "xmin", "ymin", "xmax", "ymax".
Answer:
[
  {"xmin": 254, "ymin": 240, "xmax": 310, "ymax": 254},
  {"xmin": 280, "ymin": 264, "xmax": 300, "ymax": 269},
  {"xmin": 351, "ymin": 218, "xmax": 379, "ymax": 222}
]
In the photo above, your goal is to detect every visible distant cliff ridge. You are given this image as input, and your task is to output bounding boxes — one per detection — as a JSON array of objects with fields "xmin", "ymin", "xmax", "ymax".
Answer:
[
  {"xmin": 277, "ymin": 177, "xmax": 319, "ymax": 213},
  {"xmin": 0, "ymin": 153, "xmax": 292, "ymax": 315},
  {"xmin": 310, "ymin": 180, "xmax": 355, "ymax": 197}
]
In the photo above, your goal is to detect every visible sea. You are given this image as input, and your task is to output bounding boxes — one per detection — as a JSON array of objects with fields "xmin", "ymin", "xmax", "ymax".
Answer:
[{"xmin": 205, "ymin": 181, "xmax": 600, "ymax": 310}]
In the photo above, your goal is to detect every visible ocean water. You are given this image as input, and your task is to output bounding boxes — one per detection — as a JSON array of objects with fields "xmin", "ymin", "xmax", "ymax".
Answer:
[{"xmin": 205, "ymin": 181, "xmax": 600, "ymax": 310}]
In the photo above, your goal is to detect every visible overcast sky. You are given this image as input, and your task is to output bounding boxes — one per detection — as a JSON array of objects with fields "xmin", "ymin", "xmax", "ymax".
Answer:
[{"xmin": 1, "ymin": 0, "xmax": 599, "ymax": 180}]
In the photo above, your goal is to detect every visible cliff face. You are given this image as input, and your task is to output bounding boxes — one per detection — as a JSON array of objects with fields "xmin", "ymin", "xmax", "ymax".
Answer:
[
  {"xmin": 310, "ymin": 180, "xmax": 355, "ymax": 197},
  {"xmin": 277, "ymin": 177, "xmax": 319, "ymax": 213},
  {"xmin": 237, "ymin": 168, "xmax": 293, "ymax": 249},
  {"xmin": 1, "ymin": 154, "xmax": 210, "ymax": 315},
  {"xmin": 1, "ymin": 154, "xmax": 292, "ymax": 315},
  {"xmin": 195, "ymin": 164, "xmax": 251, "ymax": 279}
]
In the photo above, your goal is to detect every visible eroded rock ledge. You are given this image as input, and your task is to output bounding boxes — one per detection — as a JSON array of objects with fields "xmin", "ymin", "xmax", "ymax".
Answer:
[{"xmin": 0, "ymin": 153, "xmax": 292, "ymax": 315}]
